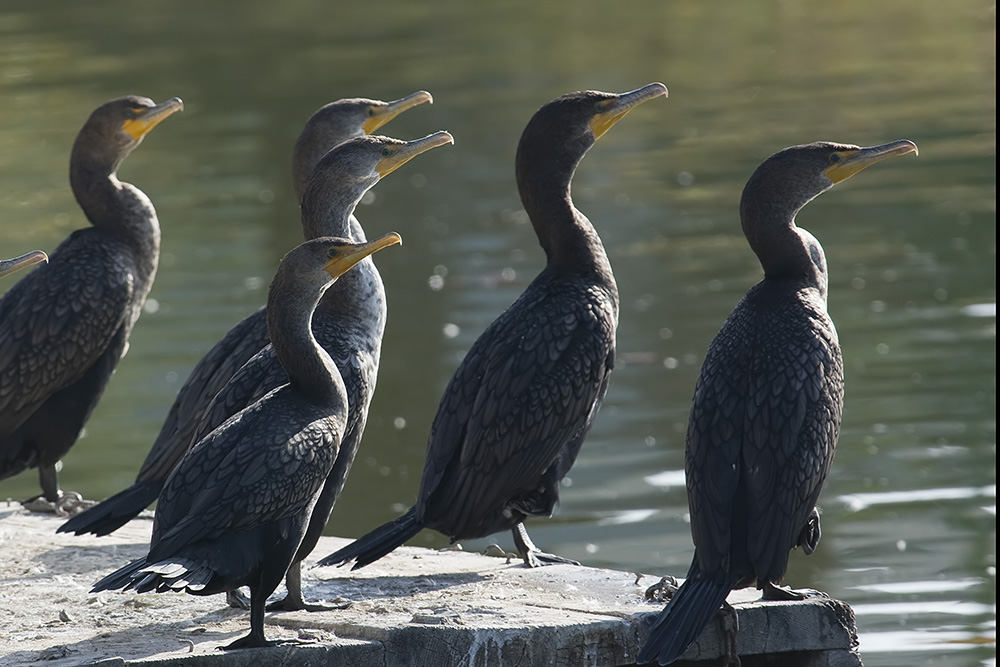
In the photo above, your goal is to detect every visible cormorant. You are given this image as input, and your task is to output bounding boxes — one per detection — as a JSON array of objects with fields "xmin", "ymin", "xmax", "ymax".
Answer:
[
  {"xmin": 0, "ymin": 251, "xmax": 47, "ymax": 279},
  {"xmin": 0, "ymin": 96, "xmax": 183, "ymax": 509},
  {"xmin": 201, "ymin": 131, "xmax": 452, "ymax": 611},
  {"xmin": 91, "ymin": 232, "xmax": 402, "ymax": 651},
  {"xmin": 60, "ymin": 91, "xmax": 432, "ymax": 537},
  {"xmin": 638, "ymin": 139, "xmax": 919, "ymax": 666},
  {"xmin": 67, "ymin": 129, "xmax": 453, "ymax": 615},
  {"xmin": 318, "ymin": 83, "xmax": 668, "ymax": 571}
]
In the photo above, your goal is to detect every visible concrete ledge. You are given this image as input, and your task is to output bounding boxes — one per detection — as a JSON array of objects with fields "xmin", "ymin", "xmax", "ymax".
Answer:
[{"xmin": 0, "ymin": 507, "xmax": 862, "ymax": 666}]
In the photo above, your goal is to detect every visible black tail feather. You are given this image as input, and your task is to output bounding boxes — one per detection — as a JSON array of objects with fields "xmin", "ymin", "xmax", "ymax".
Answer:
[
  {"xmin": 316, "ymin": 508, "xmax": 422, "ymax": 570},
  {"xmin": 91, "ymin": 557, "xmax": 147, "ymax": 593},
  {"xmin": 638, "ymin": 562, "xmax": 737, "ymax": 665},
  {"xmin": 58, "ymin": 482, "xmax": 160, "ymax": 536}
]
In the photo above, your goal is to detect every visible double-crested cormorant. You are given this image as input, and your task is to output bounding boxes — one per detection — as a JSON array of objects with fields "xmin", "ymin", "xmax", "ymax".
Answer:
[
  {"xmin": 60, "ymin": 91, "xmax": 432, "ymax": 537},
  {"xmin": 91, "ymin": 232, "xmax": 402, "ymax": 651},
  {"xmin": 0, "ymin": 96, "xmax": 182, "ymax": 508},
  {"xmin": 0, "ymin": 251, "xmax": 48, "ymax": 279},
  {"xmin": 638, "ymin": 140, "xmax": 919, "ymax": 666},
  {"xmin": 204, "ymin": 131, "xmax": 452, "ymax": 611},
  {"xmin": 318, "ymin": 83, "xmax": 668, "ymax": 571},
  {"xmin": 68, "ymin": 129, "xmax": 452, "ymax": 616}
]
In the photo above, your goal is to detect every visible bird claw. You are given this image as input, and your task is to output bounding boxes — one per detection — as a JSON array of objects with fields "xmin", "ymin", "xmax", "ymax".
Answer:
[
  {"xmin": 522, "ymin": 549, "xmax": 580, "ymax": 568},
  {"xmin": 21, "ymin": 491, "xmax": 94, "ymax": 516},
  {"xmin": 219, "ymin": 634, "xmax": 290, "ymax": 651},
  {"xmin": 643, "ymin": 575, "xmax": 679, "ymax": 603},
  {"xmin": 761, "ymin": 582, "xmax": 826, "ymax": 602}
]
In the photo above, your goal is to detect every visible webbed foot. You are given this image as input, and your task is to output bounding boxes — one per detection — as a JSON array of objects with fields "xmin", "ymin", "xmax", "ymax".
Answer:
[
  {"xmin": 511, "ymin": 522, "xmax": 580, "ymax": 568},
  {"xmin": 643, "ymin": 575, "xmax": 679, "ymax": 603},
  {"xmin": 761, "ymin": 581, "xmax": 826, "ymax": 601},
  {"xmin": 22, "ymin": 491, "xmax": 95, "ymax": 516},
  {"xmin": 797, "ymin": 507, "xmax": 822, "ymax": 555},
  {"xmin": 226, "ymin": 588, "xmax": 251, "ymax": 610},
  {"xmin": 522, "ymin": 549, "xmax": 581, "ymax": 568},
  {"xmin": 266, "ymin": 594, "xmax": 352, "ymax": 613}
]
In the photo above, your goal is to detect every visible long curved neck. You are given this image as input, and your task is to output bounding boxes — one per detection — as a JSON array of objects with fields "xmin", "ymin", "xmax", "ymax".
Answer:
[
  {"xmin": 69, "ymin": 143, "xmax": 160, "ymax": 281},
  {"xmin": 516, "ymin": 145, "xmax": 614, "ymax": 283},
  {"xmin": 740, "ymin": 185, "xmax": 827, "ymax": 299},
  {"xmin": 267, "ymin": 271, "xmax": 343, "ymax": 405},
  {"xmin": 300, "ymin": 178, "xmax": 374, "ymax": 240}
]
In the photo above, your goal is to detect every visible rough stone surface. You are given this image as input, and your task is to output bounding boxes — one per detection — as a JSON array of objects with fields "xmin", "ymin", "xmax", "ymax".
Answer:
[{"xmin": 0, "ymin": 507, "xmax": 862, "ymax": 666}]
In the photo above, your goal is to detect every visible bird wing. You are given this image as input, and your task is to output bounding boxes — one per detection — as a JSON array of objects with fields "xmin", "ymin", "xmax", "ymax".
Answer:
[
  {"xmin": 193, "ymin": 343, "xmax": 286, "ymax": 443},
  {"xmin": 686, "ymin": 287, "xmax": 843, "ymax": 581},
  {"xmin": 685, "ymin": 301, "xmax": 752, "ymax": 574},
  {"xmin": 149, "ymin": 392, "xmax": 341, "ymax": 560},
  {"xmin": 134, "ymin": 308, "xmax": 271, "ymax": 484},
  {"xmin": 417, "ymin": 278, "xmax": 616, "ymax": 528},
  {"xmin": 743, "ymin": 301, "xmax": 842, "ymax": 580},
  {"xmin": 0, "ymin": 231, "xmax": 133, "ymax": 432}
]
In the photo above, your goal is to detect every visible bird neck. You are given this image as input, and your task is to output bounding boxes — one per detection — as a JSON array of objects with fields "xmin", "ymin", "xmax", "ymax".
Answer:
[
  {"xmin": 517, "ymin": 159, "xmax": 614, "ymax": 282},
  {"xmin": 740, "ymin": 194, "xmax": 828, "ymax": 298},
  {"xmin": 69, "ymin": 148, "xmax": 161, "ymax": 268},
  {"xmin": 300, "ymin": 180, "xmax": 374, "ymax": 240},
  {"xmin": 266, "ymin": 271, "xmax": 344, "ymax": 406}
]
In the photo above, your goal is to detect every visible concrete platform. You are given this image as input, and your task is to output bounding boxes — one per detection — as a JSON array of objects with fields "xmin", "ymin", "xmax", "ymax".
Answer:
[{"xmin": 0, "ymin": 506, "xmax": 862, "ymax": 666}]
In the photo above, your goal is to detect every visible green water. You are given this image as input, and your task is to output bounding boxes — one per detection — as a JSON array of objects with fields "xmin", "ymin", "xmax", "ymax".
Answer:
[{"xmin": 0, "ymin": 1, "xmax": 994, "ymax": 664}]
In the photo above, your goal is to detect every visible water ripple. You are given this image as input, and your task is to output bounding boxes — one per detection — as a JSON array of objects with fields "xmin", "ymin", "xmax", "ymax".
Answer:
[{"xmin": 838, "ymin": 485, "xmax": 996, "ymax": 512}]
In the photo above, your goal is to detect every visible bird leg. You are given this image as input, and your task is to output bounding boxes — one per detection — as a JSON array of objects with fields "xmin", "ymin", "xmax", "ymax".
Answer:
[
  {"xmin": 221, "ymin": 586, "xmax": 273, "ymax": 650},
  {"xmin": 643, "ymin": 575, "xmax": 679, "ymax": 603},
  {"xmin": 266, "ymin": 563, "xmax": 350, "ymax": 613},
  {"xmin": 39, "ymin": 465, "xmax": 62, "ymax": 503},
  {"xmin": 797, "ymin": 507, "xmax": 822, "ymax": 555},
  {"xmin": 511, "ymin": 523, "xmax": 580, "ymax": 568},
  {"xmin": 718, "ymin": 600, "xmax": 742, "ymax": 667}
]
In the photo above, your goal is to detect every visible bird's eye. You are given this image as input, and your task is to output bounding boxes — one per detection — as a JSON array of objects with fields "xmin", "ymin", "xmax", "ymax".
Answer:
[
  {"xmin": 829, "ymin": 153, "xmax": 841, "ymax": 163},
  {"xmin": 380, "ymin": 148, "xmax": 391, "ymax": 157},
  {"xmin": 327, "ymin": 247, "xmax": 339, "ymax": 259},
  {"xmin": 125, "ymin": 108, "xmax": 139, "ymax": 119},
  {"xmin": 368, "ymin": 108, "xmax": 376, "ymax": 117}
]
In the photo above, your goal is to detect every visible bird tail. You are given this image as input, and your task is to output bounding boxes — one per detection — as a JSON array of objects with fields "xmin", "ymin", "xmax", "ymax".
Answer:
[
  {"xmin": 58, "ymin": 482, "xmax": 160, "ymax": 536},
  {"xmin": 92, "ymin": 557, "xmax": 214, "ymax": 595},
  {"xmin": 316, "ymin": 507, "xmax": 422, "ymax": 570},
  {"xmin": 91, "ymin": 557, "xmax": 148, "ymax": 593},
  {"xmin": 637, "ymin": 562, "xmax": 737, "ymax": 665}
]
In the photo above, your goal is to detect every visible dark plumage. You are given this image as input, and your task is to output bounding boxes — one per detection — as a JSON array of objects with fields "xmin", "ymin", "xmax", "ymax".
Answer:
[
  {"xmin": 318, "ymin": 83, "xmax": 668, "ymax": 571},
  {"xmin": 639, "ymin": 139, "xmax": 918, "ymax": 666},
  {"xmin": 201, "ymin": 131, "xmax": 451, "ymax": 611},
  {"xmin": 0, "ymin": 251, "xmax": 47, "ymax": 279},
  {"xmin": 91, "ymin": 232, "xmax": 402, "ymax": 651},
  {"xmin": 0, "ymin": 96, "xmax": 182, "ymax": 507},
  {"xmin": 60, "ymin": 91, "xmax": 432, "ymax": 538},
  {"xmin": 68, "ymin": 130, "xmax": 451, "ymax": 618}
]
